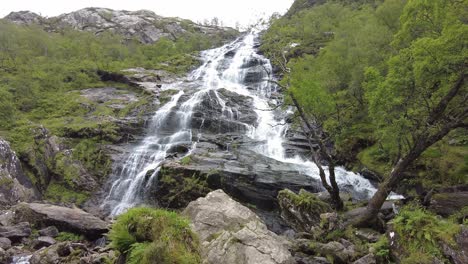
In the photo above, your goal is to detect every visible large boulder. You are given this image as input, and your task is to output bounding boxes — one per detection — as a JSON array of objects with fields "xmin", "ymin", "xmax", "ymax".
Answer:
[
  {"xmin": 183, "ymin": 190, "xmax": 294, "ymax": 264},
  {"xmin": 429, "ymin": 192, "xmax": 468, "ymax": 217},
  {"xmin": 13, "ymin": 203, "xmax": 108, "ymax": 239},
  {"xmin": 0, "ymin": 138, "xmax": 37, "ymax": 205}
]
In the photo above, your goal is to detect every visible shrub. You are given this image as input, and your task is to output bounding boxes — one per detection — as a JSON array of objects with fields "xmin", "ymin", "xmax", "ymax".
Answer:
[
  {"xmin": 109, "ymin": 207, "xmax": 201, "ymax": 264},
  {"xmin": 392, "ymin": 206, "xmax": 460, "ymax": 262}
]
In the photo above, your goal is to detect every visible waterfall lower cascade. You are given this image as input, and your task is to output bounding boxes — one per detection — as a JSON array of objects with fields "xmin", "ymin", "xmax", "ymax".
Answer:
[{"xmin": 103, "ymin": 31, "xmax": 396, "ymax": 216}]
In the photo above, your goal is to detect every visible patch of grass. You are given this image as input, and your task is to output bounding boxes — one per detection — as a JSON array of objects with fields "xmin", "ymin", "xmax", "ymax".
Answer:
[
  {"xmin": 370, "ymin": 236, "xmax": 391, "ymax": 262},
  {"xmin": 357, "ymin": 145, "xmax": 391, "ymax": 177},
  {"xmin": 44, "ymin": 182, "xmax": 90, "ymax": 205},
  {"xmin": 109, "ymin": 207, "xmax": 201, "ymax": 264},
  {"xmin": 392, "ymin": 206, "xmax": 461, "ymax": 262},
  {"xmin": 278, "ymin": 189, "xmax": 332, "ymax": 213},
  {"xmin": 56, "ymin": 232, "xmax": 84, "ymax": 242},
  {"xmin": 180, "ymin": 155, "xmax": 193, "ymax": 166}
]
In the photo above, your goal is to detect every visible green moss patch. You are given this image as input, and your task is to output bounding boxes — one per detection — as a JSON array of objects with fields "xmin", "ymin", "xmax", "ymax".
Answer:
[{"xmin": 109, "ymin": 207, "xmax": 201, "ymax": 264}]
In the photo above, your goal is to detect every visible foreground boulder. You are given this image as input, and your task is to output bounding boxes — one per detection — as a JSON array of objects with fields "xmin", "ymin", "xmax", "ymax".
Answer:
[
  {"xmin": 13, "ymin": 203, "xmax": 108, "ymax": 239},
  {"xmin": 183, "ymin": 190, "xmax": 294, "ymax": 264}
]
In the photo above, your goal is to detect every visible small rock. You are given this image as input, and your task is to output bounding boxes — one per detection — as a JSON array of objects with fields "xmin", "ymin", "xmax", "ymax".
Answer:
[
  {"xmin": 312, "ymin": 240, "xmax": 357, "ymax": 263},
  {"xmin": 0, "ymin": 248, "xmax": 6, "ymax": 263},
  {"xmin": 0, "ymin": 222, "xmax": 31, "ymax": 242},
  {"xmin": 32, "ymin": 236, "xmax": 56, "ymax": 250},
  {"xmin": 353, "ymin": 253, "xmax": 376, "ymax": 264},
  {"xmin": 0, "ymin": 237, "xmax": 11, "ymax": 250},
  {"xmin": 0, "ymin": 210, "xmax": 15, "ymax": 226},
  {"xmin": 320, "ymin": 212, "xmax": 342, "ymax": 231},
  {"xmin": 39, "ymin": 226, "xmax": 59, "ymax": 237},
  {"xmin": 355, "ymin": 229, "xmax": 381, "ymax": 243}
]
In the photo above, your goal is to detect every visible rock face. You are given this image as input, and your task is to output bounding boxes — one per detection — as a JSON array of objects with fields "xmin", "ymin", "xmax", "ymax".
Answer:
[
  {"xmin": 13, "ymin": 203, "xmax": 108, "ymax": 239},
  {"xmin": 4, "ymin": 8, "xmax": 238, "ymax": 44},
  {"xmin": 0, "ymin": 138, "xmax": 37, "ymax": 205},
  {"xmin": 183, "ymin": 190, "xmax": 294, "ymax": 264}
]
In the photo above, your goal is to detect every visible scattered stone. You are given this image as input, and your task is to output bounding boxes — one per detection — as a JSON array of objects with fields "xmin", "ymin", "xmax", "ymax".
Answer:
[
  {"xmin": 184, "ymin": 190, "xmax": 294, "ymax": 264},
  {"xmin": 311, "ymin": 239, "xmax": 357, "ymax": 263},
  {"xmin": 0, "ymin": 222, "xmax": 31, "ymax": 242},
  {"xmin": 355, "ymin": 229, "xmax": 381, "ymax": 243},
  {"xmin": 13, "ymin": 203, "xmax": 108, "ymax": 239},
  {"xmin": 0, "ymin": 237, "xmax": 11, "ymax": 250},
  {"xmin": 352, "ymin": 253, "xmax": 376, "ymax": 264},
  {"xmin": 31, "ymin": 236, "xmax": 56, "ymax": 250},
  {"xmin": 38, "ymin": 226, "xmax": 59, "ymax": 237}
]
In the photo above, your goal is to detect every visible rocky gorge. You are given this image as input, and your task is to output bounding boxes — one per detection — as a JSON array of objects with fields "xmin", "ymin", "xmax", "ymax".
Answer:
[{"xmin": 1, "ymin": 1, "xmax": 467, "ymax": 264}]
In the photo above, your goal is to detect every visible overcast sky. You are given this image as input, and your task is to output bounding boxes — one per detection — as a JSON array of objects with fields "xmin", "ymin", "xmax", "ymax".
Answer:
[{"xmin": 0, "ymin": 0, "xmax": 294, "ymax": 27}]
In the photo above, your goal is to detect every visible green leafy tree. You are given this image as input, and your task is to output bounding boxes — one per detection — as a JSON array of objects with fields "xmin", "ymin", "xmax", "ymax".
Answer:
[{"xmin": 355, "ymin": 0, "xmax": 467, "ymax": 226}]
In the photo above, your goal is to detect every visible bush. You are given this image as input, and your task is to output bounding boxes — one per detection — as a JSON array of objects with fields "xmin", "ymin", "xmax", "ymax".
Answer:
[
  {"xmin": 392, "ymin": 206, "xmax": 460, "ymax": 262},
  {"xmin": 109, "ymin": 207, "xmax": 201, "ymax": 264}
]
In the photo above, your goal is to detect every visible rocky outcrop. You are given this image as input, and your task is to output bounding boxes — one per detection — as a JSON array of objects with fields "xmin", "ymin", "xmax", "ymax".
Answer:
[
  {"xmin": 440, "ymin": 226, "xmax": 468, "ymax": 264},
  {"xmin": 0, "ymin": 138, "xmax": 37, "ymax": 206},
  {"xmin": 13, "ymin": 203, "xmax": 108, "ymax": 239},
  {"xmin": 4, "ymin": 8, "xmax": 238, "ymax": 44},
  {"xmin": 183, "ymin": 190, "xmax": 294, "ymax": 264},
  {"xmin": 156, "ymin": 146, "xmax": 322, "ymax": 210},
  {"xmin": 429, "ymin": 192, "xmax": 468, "ymax": 217},
  {"xmin": 277, "ymin": 189, "xmax": 331, "ymax": 233}
]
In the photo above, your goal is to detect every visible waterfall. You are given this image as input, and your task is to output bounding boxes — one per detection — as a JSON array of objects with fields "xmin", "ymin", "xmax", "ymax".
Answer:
[{"xmin": 103, "ymin": 31, "xmax": 400, "ymax": 216}]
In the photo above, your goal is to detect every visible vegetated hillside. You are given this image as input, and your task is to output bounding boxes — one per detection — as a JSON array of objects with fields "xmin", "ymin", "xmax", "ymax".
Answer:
[
  {"xmin": 0, "ymin": 9, "xmax": 239, "ymax": 205},
  {"xmin": 262, "ymin": 0, "xmax": 467, "ymax": 193}
]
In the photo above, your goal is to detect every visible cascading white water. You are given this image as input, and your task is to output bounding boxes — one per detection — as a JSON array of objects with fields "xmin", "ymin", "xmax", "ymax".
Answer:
[{"xmin": 105, "ymin": 31, "xmax": 400, "ymax": 215}]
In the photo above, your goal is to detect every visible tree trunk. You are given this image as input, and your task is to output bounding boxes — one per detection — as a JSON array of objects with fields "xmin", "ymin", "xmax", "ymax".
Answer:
[
  {"xmin": 353, "ymin": 121, "xmax": 465, "ymax": 227},
  {"xmin": 290, "ymin": 92, "xmax": 344, "ymax": 210}
]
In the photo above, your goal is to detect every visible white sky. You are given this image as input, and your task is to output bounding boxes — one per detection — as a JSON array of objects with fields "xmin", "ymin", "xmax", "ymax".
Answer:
[{"xmin": 0, "ymin": 0, "xmax": 294, "ymax": 27}]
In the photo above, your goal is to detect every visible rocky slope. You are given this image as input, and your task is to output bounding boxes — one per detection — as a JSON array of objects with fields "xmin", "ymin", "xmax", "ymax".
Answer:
[{"xmin": 4, "ymin": 8, "xmax": 238, "ymax": 44}]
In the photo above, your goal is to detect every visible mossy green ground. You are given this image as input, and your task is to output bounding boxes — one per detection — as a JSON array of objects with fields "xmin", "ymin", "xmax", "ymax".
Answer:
[{"xmin": 109, "ymin": 207, "xmax": 201, "ymax": 264}]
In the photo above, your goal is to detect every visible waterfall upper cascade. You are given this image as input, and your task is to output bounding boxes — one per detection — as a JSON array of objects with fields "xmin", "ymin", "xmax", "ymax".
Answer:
[{"xmin": 103, "ymin": 31, "xmax": 391, "ymax": 216}]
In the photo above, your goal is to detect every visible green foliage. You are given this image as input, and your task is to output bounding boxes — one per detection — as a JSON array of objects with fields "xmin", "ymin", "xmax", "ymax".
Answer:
[
  {"xmin": 278, "ymin": 189, "xmax": 331, "ymax": 213},
  {"xmin": 263, "ymin": 0, "xmax": 467, "ymax": 189},
  {"xmin": 392, "ymin": 206, "xmax": 460, "ymax": 262},
  {"xmin": 109, "ymin": 207, "xmax": 201, "ymax": 264},
  {"xmin": 180, "ymin": 155, "xmax": 193, "ymax": 165},
  {"xmin": 371, "ymin": 236, "xmax": 391, "ymax": 262},
  {"xmin": 55, "ymin": 232, "xmax": 84, "ymax": 242},
  {"xmin": 44, "ymin": 182, "xmax": 90, "ymax": 205}
]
